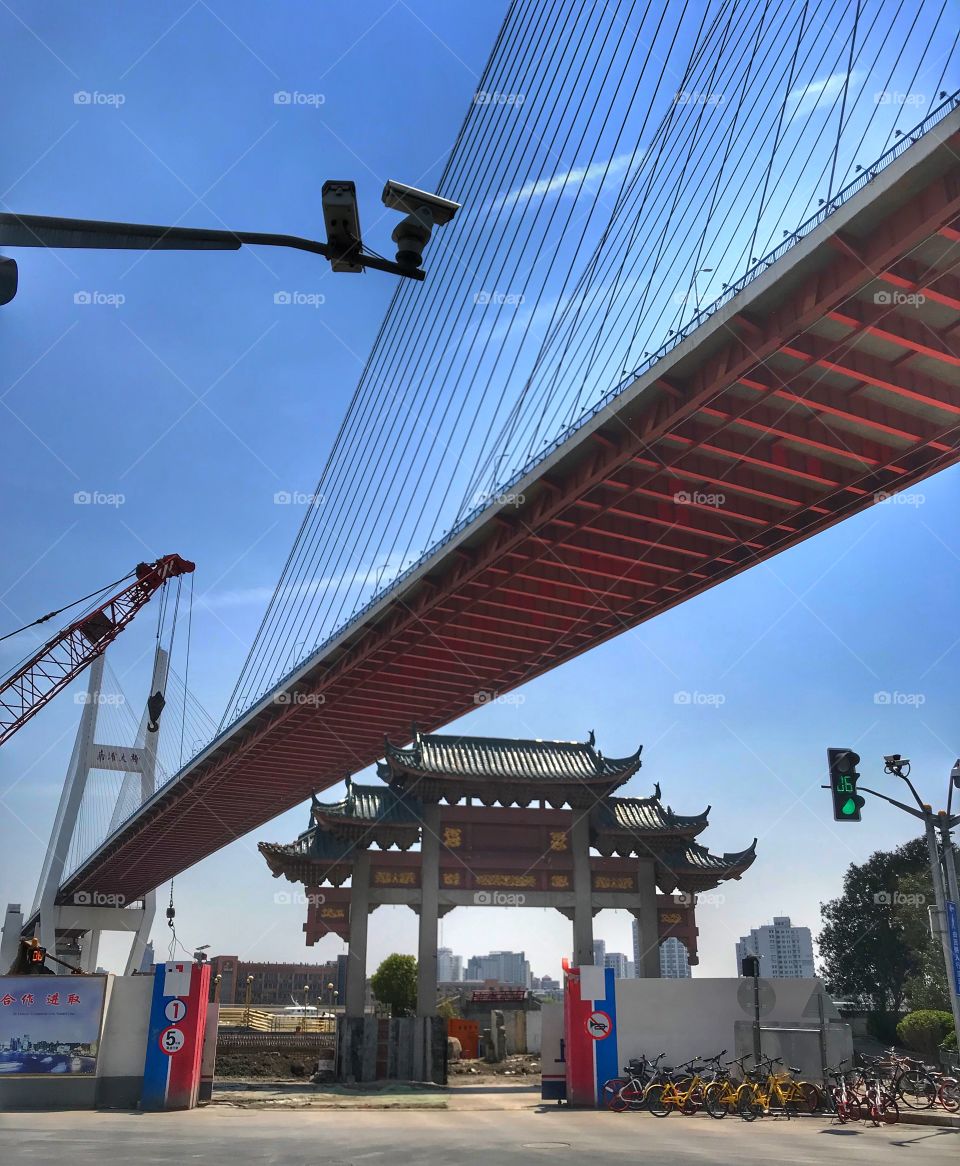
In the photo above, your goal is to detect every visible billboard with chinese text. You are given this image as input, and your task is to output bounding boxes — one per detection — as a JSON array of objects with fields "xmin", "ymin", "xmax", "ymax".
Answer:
[{"xmin": 0, "ymin": 976, "xmax": 106, "ymax": 1076}]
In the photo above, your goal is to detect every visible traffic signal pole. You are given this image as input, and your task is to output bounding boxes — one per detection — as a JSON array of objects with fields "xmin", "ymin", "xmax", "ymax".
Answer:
[
  {"xmin": 924, "ymin": 812, "xmax": 960, "ymax": 1048},
  {"xmin": 837, "ymin": 754, "xmax": 960, "ymax": 1051}
]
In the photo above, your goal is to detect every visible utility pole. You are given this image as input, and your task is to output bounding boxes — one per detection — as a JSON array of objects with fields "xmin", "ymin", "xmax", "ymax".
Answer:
[
  {"xmin": 923, "ymin": 811, "xmax": 960, "ymax": 1044},
  {"xmin": 850, "ymin": 755, "xmax": 960, "ymax": 1050}
]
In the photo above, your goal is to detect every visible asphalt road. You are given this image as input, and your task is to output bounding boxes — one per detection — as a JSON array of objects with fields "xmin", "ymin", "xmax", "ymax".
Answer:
[{"xmin": 1, "ymin": 1108, "xmax": 958, "ymax": 1165}]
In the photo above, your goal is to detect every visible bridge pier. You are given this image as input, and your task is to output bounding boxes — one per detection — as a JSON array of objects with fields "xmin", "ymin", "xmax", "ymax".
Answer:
[{"xmin": 13, "ymin": 647, "xmax": 169, "ymax": 971}]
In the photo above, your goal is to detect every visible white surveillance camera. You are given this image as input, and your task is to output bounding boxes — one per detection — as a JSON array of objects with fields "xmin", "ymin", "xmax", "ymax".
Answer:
[
  {"xmin": 382, "ymin": 180, "xmax": 461, "ymax": 270},
  {"xmin": 381, "ymin": 180, "xmax": 460, "ymax": 226},
  {"xmin": 321, "ymin": 180, "xmax": 363, "ymax": 273}
]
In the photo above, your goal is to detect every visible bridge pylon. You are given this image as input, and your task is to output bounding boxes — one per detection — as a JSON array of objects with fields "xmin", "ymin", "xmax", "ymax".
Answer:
[{"xmin": 10, "ymin": 647, "xmax": 169, "ymax": 974}]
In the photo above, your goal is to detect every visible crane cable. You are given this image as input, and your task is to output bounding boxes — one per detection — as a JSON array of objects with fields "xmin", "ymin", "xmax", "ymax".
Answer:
[{"xmin": 0, "ymin": 570, "xmax": 135, "ymax": 644}]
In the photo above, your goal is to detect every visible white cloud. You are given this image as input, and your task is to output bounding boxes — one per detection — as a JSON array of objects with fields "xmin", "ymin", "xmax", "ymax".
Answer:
[
  {"xmin": 201, "ymin": 552, "xmax": 408, "ymax": 612},
  {"xmin": 491, "ymin": 151, "xmax": 636, "ymax": 211},
  {"xmin": 787, "ymin": 70, "xmax": 864, "ymax": 116}
]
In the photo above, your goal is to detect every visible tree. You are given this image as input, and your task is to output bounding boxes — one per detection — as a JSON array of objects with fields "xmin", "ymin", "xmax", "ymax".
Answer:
[
  {"xmin": 894, "ymin": 869, "xmax": 949, "ymax": 1012},
  {"xmin": 896, "ymin": 1010, "xmax": 955, "ymax": 1061},
  {"xmin": 437, "ymin": 997, "xmax": 460, "ymax": 1020},
  {"xmin": 370, "ymin": 953, "xmax": 417, "ymax": 1017},
  {"xmin": 818, "ymin": 837, "xmax": 928, "ymax": 1018}
]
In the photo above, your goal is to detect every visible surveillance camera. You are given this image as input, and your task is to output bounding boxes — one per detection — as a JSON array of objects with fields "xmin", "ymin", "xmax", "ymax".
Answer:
[
  {"xmin": 381, "ymin": 180, "xmax": 460, "ymax": 226},
  {"xmin": 382, "ymin": 181, "xmax": 461, "ymax": 271},
  {"xmin": 0, "ymin": 257, "xmax": 17, "ymax": 305},
  {"xmin": 321, "ymin": 180, "xmax": 363, "ymax": 273},
  {"xmin": 883, "ymin": 754, "xmax": 901, "ymax": 766}
]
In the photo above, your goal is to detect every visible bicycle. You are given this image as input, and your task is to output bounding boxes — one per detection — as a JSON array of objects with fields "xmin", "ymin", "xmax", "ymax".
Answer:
[
  {"xmin": 737, "ymin": 1056, "xmax": 805, "ymax": 1120},
  {"xmin": 646, "ymin": 1056, "xmax": 715, "ymax": 1117},
  {"xmin": 601, "ymin": 1052, "xmax": 666, "ymax": 1112},
  {"xmin": 933, "ymin": 1070, "xmax": 960, "ymax": 1112},
  {"xmin": 882, "ymin": 1049, "xmax": 938, "ymax": 1109},
  {"xmin": 825, "ymin": 1061, "xmax": 863, "ymax": 1124},
  {"xmin": 703, "ymin": 1053, "xmax": 756, "ymax": 1119},
  {"xmin": 861, "ymin": 1065, "xmax": 899, "ymax": 1126}
]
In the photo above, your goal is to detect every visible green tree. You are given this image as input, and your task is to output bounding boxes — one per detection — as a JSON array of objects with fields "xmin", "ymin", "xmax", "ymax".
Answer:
[
  {"xmin": 894, "ymin": 869, "xmax": 949, "ymax": 1012},
  {"xmin": 370, "ymin": 953, "xmax": 417, "ymax": 1017},
  {"xmin": 437, "ymin": 997, "xmax": 460, "ymax": 1020},
  {"xmin": 896, "ymin": 1010, "xmax": 955, "ymax": 1061},
  {"xmin": 818, "ymin": 837, "xmax": 928, "ymax": 1017}
]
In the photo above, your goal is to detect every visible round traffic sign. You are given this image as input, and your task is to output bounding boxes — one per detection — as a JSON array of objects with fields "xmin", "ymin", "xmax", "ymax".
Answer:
[
  {"xmin": 159, "ymin": 1025, "xmax": 186, "ymax": 1054},
  {"xmin": 585, "ymin": 1010, "xmax": 612, "ymax": 1040},
  {"xmin": 164, "ymin": 999, "xmax": 187, "ymax": 1023}
]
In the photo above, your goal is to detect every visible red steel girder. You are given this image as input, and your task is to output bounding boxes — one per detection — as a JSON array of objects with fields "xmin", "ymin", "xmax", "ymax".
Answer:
[
  {"xmin": 782, "ymin": 337, "xmax": 960, "ymax": 417},
  {"xmin": 56, "ymin": 129, "xmax": 960, "ymax": 905}
]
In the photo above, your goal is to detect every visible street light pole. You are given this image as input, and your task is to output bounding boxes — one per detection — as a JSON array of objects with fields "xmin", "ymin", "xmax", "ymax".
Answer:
[
  {"xmin": 923, "ymin": 810, "xmax": 960, "ymax": 1045},
  {"xmin": 871, "ymin": 755, "xmax": 960, "ymax": 1050}
]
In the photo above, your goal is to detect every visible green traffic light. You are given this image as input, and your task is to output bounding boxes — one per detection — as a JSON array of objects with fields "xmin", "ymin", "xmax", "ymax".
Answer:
[{"xmin": 841, "ymin": 797, "xmax": 857, "ymax": 816}]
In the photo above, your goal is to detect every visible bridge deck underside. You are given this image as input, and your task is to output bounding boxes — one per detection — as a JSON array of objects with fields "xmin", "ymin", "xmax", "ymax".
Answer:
[{"xmin": 58, "ymin": 128, "xmax": 960, "ymax": 905}]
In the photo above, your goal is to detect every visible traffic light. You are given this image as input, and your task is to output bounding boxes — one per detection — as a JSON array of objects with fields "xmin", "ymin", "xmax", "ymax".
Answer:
[
  {"xmin": 741, "ymin": 955, "xmax": 760, "ymax": 977},
  {"xmin": 828, "ymin": 748, "xmax": 864, "ymax": 821},
  {"xmin": 29, "ymin": 944, "xmax": 47, "ymax": 971}
]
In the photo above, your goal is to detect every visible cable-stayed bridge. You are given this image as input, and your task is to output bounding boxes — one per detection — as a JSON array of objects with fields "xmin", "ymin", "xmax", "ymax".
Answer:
[{"xmin": 30, "ymin": 0, "xmax": 960, "ymax": 913}]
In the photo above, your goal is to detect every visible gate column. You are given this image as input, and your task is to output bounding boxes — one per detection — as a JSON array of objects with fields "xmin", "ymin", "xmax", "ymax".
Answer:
[
  {"xmin": 571, "ymin": 811, "xmax": 594, "ymax": 966},
  {"xmin": 631, "ymin": 858, "xmax": 661, "ymax": 978},
  {"xmin": 346, "ymin": 849, "xmax": 370, "ymax": 1017},
  {"xmin": 416, "ymin": 803, "xmax": 440, "ymax": 1017}
]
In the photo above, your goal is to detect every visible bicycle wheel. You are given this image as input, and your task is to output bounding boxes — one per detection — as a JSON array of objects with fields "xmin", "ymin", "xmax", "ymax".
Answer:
[
  {"xmin": 938, "ymin": 1080, "xmax": 960, "ymax": 1112},
  {"xmin": 704, "ymin": 1081, "xmax": 730, "ymax": 1119},
  {"xmin": 899, "ymin": 1070, "xmax": 936, "ymax": 1109},
  {"xmin": 880, "ymin": 1095, "xmax": 899, "ymax": 1125},
  {"xmin": 646, "ymin": 1083, "xmax": 672, "ymax": 1117},
  {"xmin": 795, "ymin": 1081, "xmax": 824, "ymax": 1114},
  {"xmin": 620, "ymin": 1079, "xmax": 647, "ymax": 1112},
  {"xmin": 737, "ymin": 1084, "xmax": 762, "ymax": 1122},
  {"xmin": 601, "ymin": 1078, "xmax": 628, "ymax": 1112}
]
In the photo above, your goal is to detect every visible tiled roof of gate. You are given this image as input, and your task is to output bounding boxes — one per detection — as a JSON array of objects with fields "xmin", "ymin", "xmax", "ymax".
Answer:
[
  {"xmin": 310, "ymin": 782, "xmax": 422, "ymax": 826},
  {"xmin": 380, "ymin": 730, "xmax": 641, "ymax": 785},
  {"xmin": 664, "ymin": 838, "xmax": 758, "ymax": 874},
  {"xmin": 594, "ymin": 796, "xmax": 710, "ymax": 834}
]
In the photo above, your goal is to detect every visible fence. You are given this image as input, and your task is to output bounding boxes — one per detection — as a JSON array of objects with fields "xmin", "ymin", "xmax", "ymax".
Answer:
[
  {"xmin": 217, "ymin": 1031, "xmax": 337, "ymax": 1054},
  {"xmin": 338, "ymin": 1016, "xmax": 447, "ymax": 1085},
  {"xmin": 216, "ymin": 1006, "xmax": 336, "ymax": 1033}
]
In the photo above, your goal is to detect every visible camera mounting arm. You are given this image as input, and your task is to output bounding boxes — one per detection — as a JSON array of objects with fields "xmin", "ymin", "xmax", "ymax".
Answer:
[{"xmin": 0, "ymin": 210, "xmax": 424, "ymax": 304}]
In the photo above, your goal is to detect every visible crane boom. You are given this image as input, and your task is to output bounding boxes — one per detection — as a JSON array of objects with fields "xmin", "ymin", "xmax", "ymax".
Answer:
[{"xmin": 0, "ymin": 554, "xmax": 195, "ymax": 747}]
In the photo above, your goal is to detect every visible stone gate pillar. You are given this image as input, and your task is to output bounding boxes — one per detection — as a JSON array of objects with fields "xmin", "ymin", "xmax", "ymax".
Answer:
[
  {"xmin": 631, "ymin": 858, "xmax": 661, "ymax": 978},
  {"xmin": 571, "ymin": 811, "xmax": 594, "ymax": 966},
  {"xmin": 346, "ymin": 849, "xmax": 371, "ymax": 1017},
  {"xmin": 416, "ymin": 803, "xmax": 440, "ymax": 1016}
]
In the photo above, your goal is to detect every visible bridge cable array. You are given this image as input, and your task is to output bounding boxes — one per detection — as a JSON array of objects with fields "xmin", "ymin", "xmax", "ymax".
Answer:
[{"xmin": 222, "ymin": 0, "xmax": 959, "ymax": 729}]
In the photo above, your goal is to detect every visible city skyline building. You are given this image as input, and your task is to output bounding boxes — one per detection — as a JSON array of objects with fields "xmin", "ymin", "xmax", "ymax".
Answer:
[
  {"xmin": 603, "ymin": 951, "xmax": 632, "ymax": 979},
  {"xmin": 735, "ymin": 916, "xmax": 815, "ymax": 978},
  {"xmin": 437, "ymin": 947, "xmax": 463, "ymax": 982},
  {"xmin": 659, "ymin": 937, "xmax": 691, "ymax": 978},
  {"xmin": 465, "ymin": 950, "xmax": 531, "ymax": 987}
]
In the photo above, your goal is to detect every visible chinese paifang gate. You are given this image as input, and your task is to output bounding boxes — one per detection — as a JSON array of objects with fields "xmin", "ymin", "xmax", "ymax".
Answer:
[{"xmin": 259, "ymin": 728, "xmax": 756, "ymax": 1016}]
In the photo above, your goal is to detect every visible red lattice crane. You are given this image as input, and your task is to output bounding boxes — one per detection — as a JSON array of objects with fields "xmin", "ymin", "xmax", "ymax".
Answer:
[{"xmin": 0, "ymin": 554, "xmax": 195, "ymax": 747}]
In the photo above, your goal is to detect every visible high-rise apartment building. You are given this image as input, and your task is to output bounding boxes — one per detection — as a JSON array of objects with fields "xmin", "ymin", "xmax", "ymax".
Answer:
[
  {"xmin": 658, "ymin": 936, "xmax": 691, "ymax": 978},
  {"xmin": 465, "ymin": 950, "xmax": 531, "ymax": 987},
  {"xmin": 437, "ymin": 947, "xmax": 463, "ymax": 982},
  {"xmin": 735, "ymin": 916, "xmax": 815, "ymax": 978}
]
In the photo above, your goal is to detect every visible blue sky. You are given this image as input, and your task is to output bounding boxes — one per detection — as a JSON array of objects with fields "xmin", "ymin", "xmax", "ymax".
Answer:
[{"xmin": 0, "ymin": 1, "xmax": 958, "ymax": 981}]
